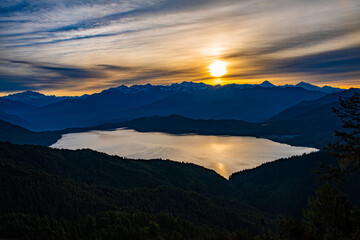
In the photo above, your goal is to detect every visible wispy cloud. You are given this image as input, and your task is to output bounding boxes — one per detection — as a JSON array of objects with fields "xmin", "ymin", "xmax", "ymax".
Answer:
[{"xmin": 1, "ymin": 0, "xmax": 359, "ymax": 94}]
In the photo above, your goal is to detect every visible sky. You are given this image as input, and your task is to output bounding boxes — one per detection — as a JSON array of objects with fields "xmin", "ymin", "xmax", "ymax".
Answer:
[{"xmin": 0, "ymin": 0, "xmax": 359, "ymax": 96}]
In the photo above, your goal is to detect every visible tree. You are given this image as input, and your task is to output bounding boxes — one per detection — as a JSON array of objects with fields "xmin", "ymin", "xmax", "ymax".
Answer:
[
  {"xmin": 305, "ymin": 93, "xmax": 360, "ymax": 240},
  {"xmin": 276, "ymin": 216, "xmax": 304, "ymax": 240},
  {"xmin": 323, "ymin": 92, "xmax": 360, "ymax": 180},
  {"xmin": 303, "ymin": 182, "xmax": 360, "ymax": 240}
]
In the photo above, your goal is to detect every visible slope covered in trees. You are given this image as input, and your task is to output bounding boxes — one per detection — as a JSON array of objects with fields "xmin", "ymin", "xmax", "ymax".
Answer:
[
  {"xmin": 0, "ymin": 119, "xmax": 61, "ymax": 146},
  {"xmin": 229, "ymin": 151, "xmax": 360, "ymax": 216},
  {"xmin": 0, "ymin": 141, "xmax": 258, "ymax": 239},
  {"xmin": 104, "ymin": 114, "xmax": 334, "ymax": 148},
  {"xmin": 1, "ymin": 141, "xmax": 360, "ymax": 239}
]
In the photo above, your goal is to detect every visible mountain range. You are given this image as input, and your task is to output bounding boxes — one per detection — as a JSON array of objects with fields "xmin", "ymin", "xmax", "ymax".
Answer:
[
  {"xmin": 1, "ymin": 88, "xmax": 358, "ymax": 149},
  {"xmin": 1, "ymin": 81, "xmax": 359, "ymax": 239},
  {"xmin": 3, "ymin": 90, "xmax": 77, "ymax": 107},
  {"xmin": 0, "ymin": 81, "xmax": 342, "ymax": 131}
]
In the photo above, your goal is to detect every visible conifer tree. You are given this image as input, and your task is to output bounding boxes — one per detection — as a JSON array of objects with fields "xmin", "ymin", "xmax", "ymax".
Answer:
[{"xmin": 324, "ymin": 92, "xmax": 360, "ymax": 180}]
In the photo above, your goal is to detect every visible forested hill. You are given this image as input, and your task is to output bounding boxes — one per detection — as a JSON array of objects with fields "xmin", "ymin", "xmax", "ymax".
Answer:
[
  {"xmin": 0, "ymin": 141, "xmax": 258, "ymax": 239},
  {"xmin": 0, "ymin": 141, "xmax": 236, "ymax": 196},
  {"xmin": 0, "ymin": 119, "xmax": 61, "ymax": 146},
  {"xmin": 229, "ymin": 152, "xmax": 360, "ymax": 216},
  {"xmin": 106, "ymin": 114, "xmax": 338, "ymax": 148},
  {"xmin": 0, "ymin": 112, "xmax": 336, "ymax": 149},
  {"xmin": 1, "ymin": 141, "xmax": 360, "ymax": 239}
]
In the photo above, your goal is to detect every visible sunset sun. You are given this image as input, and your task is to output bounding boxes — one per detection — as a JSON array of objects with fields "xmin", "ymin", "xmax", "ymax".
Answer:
[{"xmin": 209, "ymin": 60, "xmax": 227, "ymax": 77}]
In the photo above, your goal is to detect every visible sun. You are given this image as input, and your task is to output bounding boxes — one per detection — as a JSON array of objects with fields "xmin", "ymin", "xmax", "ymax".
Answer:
[{"xmin": 209, "ymin": 60, "xmax": 227, "ymax": 77}]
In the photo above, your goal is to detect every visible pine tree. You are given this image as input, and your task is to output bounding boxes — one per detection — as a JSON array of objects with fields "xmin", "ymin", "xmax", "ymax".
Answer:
[
  {"xmin": 324, "ymin": 92, "xmax": 360, "ymax": 180},
  {"xmin": 303, "ymin": 182, "xmax": 359, "ymax": 240}
]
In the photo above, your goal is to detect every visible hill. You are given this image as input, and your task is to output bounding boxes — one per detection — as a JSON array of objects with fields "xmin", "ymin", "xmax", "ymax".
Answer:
[
  {"xmin": 0, "ymin": 141, "xmax": 257, "ymax": 239},
  {"xmin": 0, "ymin": 114, "xmax": 330, "ymax": 149},
  {"xmin": 268, "ymin": 88, "xmax": 359, "ymax": 122},
  {"xmin": 1, "ymin": 142, "xmax": 360, "ymax": 239},
  {"xmin": 93, "ymin": 114, "xmax": 329, "ymax": 148},
  {"xmin": 229, "ymin": 151, "xmax": 360, "ymax": 216},
  {"xmin": 0, "ymin": 119, "xmax": 61, "ymax": 146},
  {"xmin": 0, "ymin": 111, "xmax": 37, "ymax": 130}
]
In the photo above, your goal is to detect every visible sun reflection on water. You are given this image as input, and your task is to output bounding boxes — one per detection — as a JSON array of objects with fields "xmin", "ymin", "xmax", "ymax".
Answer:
[{"xmin": 52, "ymin": 129, "xmax": 318, "ymax": 178}]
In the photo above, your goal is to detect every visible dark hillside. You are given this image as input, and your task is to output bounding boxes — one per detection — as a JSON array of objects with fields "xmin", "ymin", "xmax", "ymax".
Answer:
[
  {"xmin": 0, "ymin": 119, "xmax": 61, "ymax": 146},
  {"xmin": 0, "ymin": 142, "xmax": 257, "ymax": 236},
  {"xmin": 230, "ymin": 151, "xmax": 360, "ymax": 216}
]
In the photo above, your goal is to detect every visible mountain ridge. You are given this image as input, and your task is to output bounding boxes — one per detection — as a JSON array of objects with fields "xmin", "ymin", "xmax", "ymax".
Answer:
[
  {"xmin": 4, "ymin": 90, "xmax": 78, "ymax": 107},
  {"xmin": 17, "ymin": 83, "xmax": 327, "ymax": 130},
  {"xmin": 1, "ymin": 86, "xmax": 357, "ymax": 148},
  {"xmin": 2, "ymin": 81, "xmax": 343, "ymax": 100}
]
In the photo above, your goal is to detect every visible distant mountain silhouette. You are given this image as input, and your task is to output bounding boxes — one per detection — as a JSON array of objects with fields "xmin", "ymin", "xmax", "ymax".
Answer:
[
  {"xmin": 0, "ymin": 81, "xmax": 328, "ymax": 130},
  {"xmin": 259, "ymin": 80, "xmax": 275, "ymax": 88},
  {"xmin": 90, "ymin": 88, "xmax": 358, "ymax": 148},
  {"xmin": 268, "ymin": 88, "xmax": 359, "ymax": 122},
  {"xmin": 0, "ymin": 111, "xmax": 36, "ymax": 130},
  {"xmin": 261, "ymin": 88, "xmax": 359, "ymax": 146},
  {"xmin": 91, "ymin": 86, "xmax": 324, "ymax": 125},
  {"xmin": 0, "ymin": 88, "xmax": 357, "ymax": 148},
  {"xmin": 293, "ymin": 81, "xmax": 342, "ymax": 94},
  {"xmin": 0, "ymin": 98, "xmax": 34, "ymax": 115},
  {"xmin": 4, "ymin": 90, "xmax": 76, "ymax": 107}
]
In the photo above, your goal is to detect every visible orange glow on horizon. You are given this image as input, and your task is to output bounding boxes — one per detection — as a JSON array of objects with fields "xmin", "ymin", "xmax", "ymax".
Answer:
[{"xmin": 0, "ymin": 80, "xmax": 358, "ymax": 97}]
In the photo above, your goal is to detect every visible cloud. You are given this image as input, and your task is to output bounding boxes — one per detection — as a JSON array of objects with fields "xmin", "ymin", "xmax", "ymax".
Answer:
[
  {"xmin": 0, "ymin": 1, "xmax": 30, "ymax": 14},
  {"xmin": 0, "ymin": 74, "xmax": 37, "ymax": 91},
  {"xmin": 2, "ymin": 59, "xmax": 105, "ymax": 78},
  {"xmin": 274, "ymin": 46, "xmax": 360, "ymax": 74},
  {"xmin": 0, "ymin": 59, "xmax": 109, "ymax": 92},
  {"xmin": 225, "ymin": 28, "xmax": 359, "ymax": 60},
  {"xmin": 0, "ymin": 59, "xmax": 202, "ymax": 92},
  {"xmin": 1, "ymin": 0, "xmax": 360, "ymax": 93},
  {"xmin": 97, "ymin": 64, "xmax": 132, "ymax": 71}
]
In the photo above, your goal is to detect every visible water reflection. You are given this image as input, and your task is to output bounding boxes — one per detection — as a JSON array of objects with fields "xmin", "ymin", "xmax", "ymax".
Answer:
[{"xmin": 51, "ymin": 128, "xmax": 318, "ymax": 178}]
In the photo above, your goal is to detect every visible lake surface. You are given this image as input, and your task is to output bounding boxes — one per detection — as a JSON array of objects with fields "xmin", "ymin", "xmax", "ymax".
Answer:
[{"xmin": 51, "ymin": 128, "xmax": 318, "ymax": 178}]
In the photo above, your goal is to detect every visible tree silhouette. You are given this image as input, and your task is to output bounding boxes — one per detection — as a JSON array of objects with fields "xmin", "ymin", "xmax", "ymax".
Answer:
[
  {"xmin": 302, "ymin": 182, "xmax": 359, "ymax": 240},
  {"xmin": 322, "ymin": 92, "xmax": 360, "ymax": 180}
]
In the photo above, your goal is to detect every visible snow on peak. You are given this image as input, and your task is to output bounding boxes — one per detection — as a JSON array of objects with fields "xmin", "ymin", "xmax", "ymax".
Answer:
[{"xmin": 259, "ymin": 81, "xmax": 275, "ymax": 88}]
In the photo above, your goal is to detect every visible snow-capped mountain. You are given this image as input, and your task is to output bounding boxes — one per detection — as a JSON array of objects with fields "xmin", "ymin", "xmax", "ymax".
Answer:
[
  {"xmin": 5, "ymin": 81, "xmax": 342, "ymax": 105},
  {"xmin": 4, "ymin": 91, "xmax": 75, "ymax": 107},
  {"xmin": 103, "ymin": 81, "xmax": 211, "ymax": 95},
  {"xmin": 294, "ymin": 81, "xmax": 342, "ymax": 94},
  {"xmin": 1, "ymin": 80, "xmax": 346, "ymax": 130},
  {"xmin": 258, "ymin": 80, "xmax": 275, "ymax": 88},
  {"xmin": 105, "ymin": 80, "xmax": 342, "ymax": 94}
]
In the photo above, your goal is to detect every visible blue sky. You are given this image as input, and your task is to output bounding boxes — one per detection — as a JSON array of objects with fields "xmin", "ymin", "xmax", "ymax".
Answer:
[{"xmin": 0, "ymin": 0, "xmax": 359, "ymax": 95}]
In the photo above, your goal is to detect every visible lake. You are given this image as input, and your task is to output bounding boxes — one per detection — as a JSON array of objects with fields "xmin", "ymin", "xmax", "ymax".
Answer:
[{"xmin": 51, "ymin": 128, "xmax": 318, "ymax": 178}]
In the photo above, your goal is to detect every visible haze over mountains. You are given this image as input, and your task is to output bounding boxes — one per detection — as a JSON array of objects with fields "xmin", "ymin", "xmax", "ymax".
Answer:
[{"xmin": 0, "ymin": 81, "xmax": 345, "ymax": 131}]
